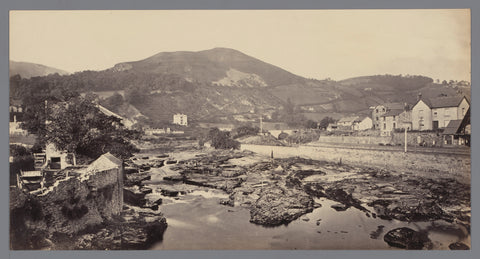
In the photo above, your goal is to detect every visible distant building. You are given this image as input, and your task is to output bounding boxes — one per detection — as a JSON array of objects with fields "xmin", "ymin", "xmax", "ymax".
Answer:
[
  {"xmin": 173, "ymin": 113, "xmax": 188, "ymax": 126},
  {"xmin": 337, "ymin": 116, "xmax": 359, "ymax": 130},
  {"xmin": 326, "ymin": 123, "xmax": 338, "ymax": 132},
  {"xmin": 45, "ymin": 143, "xmax": 76, "ymax": 170},
  {"xmin": 380, "ymin": 109, "xmax": 412, "ymax": 136},
  {"xmin": 442, "ymin": 108, "xmax": 470, "ymax": 146},
  {"xmin": 96, "ymin": 104, "xmax": 134, "ymax": 129},
  {"xmin": 9, "ymin": 99, "xmax": 28, "ymax": 135},
  {"xmin": 371, "ymin": 102, "xmax": 405, "ymax": 129},
  {"xmin": 411, "ymin": 95, "xmax": 469, "ymax": 130},
  {"xmin": 353, "ymin": 117, "xmax": 373, "ymax": 131}
]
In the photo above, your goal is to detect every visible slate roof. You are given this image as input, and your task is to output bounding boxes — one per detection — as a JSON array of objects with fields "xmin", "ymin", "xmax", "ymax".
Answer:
[
  {"xmin": 421, "ymin": 96, "xmax": 468, "ymax": 109},
  {"xmin": 338, "ymin": 116, "xmax": 359, "ymax": 123},
  {"xmin": 381, "ymin": 109, "xmax": 405, "ymax": 117},
  {"xmin": 443, "ymin": 120, "xmax": 463, "ymax": 135},
  {"xmin": 87, "ymin": 152, "xmax": 122, "ymax": 172},
  {"xmin": 382, "ymin": 102, "xmax": 405, "ymax": 110}
]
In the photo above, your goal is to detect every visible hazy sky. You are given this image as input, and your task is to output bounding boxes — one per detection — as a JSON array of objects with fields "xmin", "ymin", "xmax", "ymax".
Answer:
[{"xmin": 10, "ymin": 10, "xmax": 470, "ymax": 81}]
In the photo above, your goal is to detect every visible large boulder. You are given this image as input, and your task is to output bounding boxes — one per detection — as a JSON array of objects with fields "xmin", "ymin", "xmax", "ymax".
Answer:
[
  {"xmin": 383, "ymin": 227, "xmax": 431, "ymax": 249},
  {"xmin": 250, "ymin": 185, "xmax": 313, "ymax": 226}
]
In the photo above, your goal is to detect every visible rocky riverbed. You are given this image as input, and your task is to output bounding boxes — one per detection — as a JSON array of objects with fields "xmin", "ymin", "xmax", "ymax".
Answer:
[{"xmin": 127, "ymin": 146, "xmax": 470, "ymax": 250}]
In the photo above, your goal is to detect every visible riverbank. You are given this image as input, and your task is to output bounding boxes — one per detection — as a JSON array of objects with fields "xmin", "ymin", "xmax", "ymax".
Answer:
[{"xmin": 129, "ymin": 143, "xmax": 470, "ymax": 250}]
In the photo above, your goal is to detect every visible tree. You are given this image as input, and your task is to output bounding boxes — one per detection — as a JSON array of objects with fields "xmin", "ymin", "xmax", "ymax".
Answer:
[
  {"xmin": 319, "ymin": 116, "xmax": 336, "ymax": 130},
  {"xmin": 44, "ymin": 95, "xmax": 139, "ymax": 159},
  {"xmin": 207, "ymin": 128, "xmax": 240, "ymax": 150},
  {"xmin": 231, "ymin": 125, "xmax": 260, "ymax": 139},
  {"xmin": 305, "ymin": 119, "xmax": 318, "ymax": 129}
]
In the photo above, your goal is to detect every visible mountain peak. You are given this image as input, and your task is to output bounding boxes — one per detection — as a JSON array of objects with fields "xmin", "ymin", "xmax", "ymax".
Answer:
[{"xmin": 113, "ymin": 48, "xmax": 306, "ymax": 87}]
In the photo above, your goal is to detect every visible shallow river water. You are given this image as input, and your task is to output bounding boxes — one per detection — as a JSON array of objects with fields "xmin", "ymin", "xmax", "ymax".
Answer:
[
  {"xmin": 134, "ymin": 152, "xmax": 469, "ymax": 250},
  {"xmin": 149, "ymin": 189, "xmax": 469, "ymax": 250}
]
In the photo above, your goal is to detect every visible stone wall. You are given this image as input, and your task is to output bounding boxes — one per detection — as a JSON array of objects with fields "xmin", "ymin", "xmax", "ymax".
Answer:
[
  {"xmin": 241, "ymin": 144, "xmax": 470, "ymax": 184},
  {"xmin": 10, "ymin": 165, "xmax": 123, "ymax": 246},
  {"xmin": 391, "ymin": 131, "xmax": 444, "ymax": 147},
  {"xmin": 317, "ymin": 135, "xmax": 392, "ymax": 145},
  {"xmin": 317, "ymin": 131, "xmax": 444, "ymax": 147}
]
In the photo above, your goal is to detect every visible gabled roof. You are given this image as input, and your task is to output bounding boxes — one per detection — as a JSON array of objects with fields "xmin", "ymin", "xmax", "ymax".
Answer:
[
  {"xmin": 97, "ymin": 104, "xmax": 125, "ymax": 120},
  {"xmin": 87, "ymin": 152, "xmax": 122, "ymax": 172},
  {"xmin": 359, "ymin": 116, "xmax": 372, "ymax": 122},
  {"xmin": 381, "ymin": 109, "xmax": 404, "ymax": 117},
  {"xmin": 338, "ymin": 116, "xmax": 359, "ymax": 123},
  {"xmin": 381, "ymin": 102, "xmax": 405, "ymax": 110},
  {"xmin": 443, "ymin": 120, "xmax": 463, "ymax": 135},
  {"xmin": 417, "ymin": 96, "xmax": 468, "ymax": 109}
]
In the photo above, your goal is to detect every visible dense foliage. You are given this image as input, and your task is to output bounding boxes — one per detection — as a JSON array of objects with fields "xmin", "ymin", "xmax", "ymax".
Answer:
[
  {"xmin": 207, "ymin": 128, "xmax": 240, "ymax": 150},
  {"xmin": 43, "ymin": 95, "xmax": 140, "ymax": 159},
  {"xmin": 231, "ymin": 125, "xmax": 260, "ymax": 139},
  {"xmin": 319, "ymin": 116, "xmax": 336, "ymax": 130}
]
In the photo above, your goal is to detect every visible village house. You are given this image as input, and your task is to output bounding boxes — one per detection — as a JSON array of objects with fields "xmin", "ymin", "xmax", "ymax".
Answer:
[
  {"xmin": 9, "ymin": 99, "xmax": 28, "ymax": 136},
  {"xmin": 379, "ymin": 108, "xmax": 412, "ymax": 136},
  {"xmin": 173, "ymin": 113, "xmax": 188, "ymax": 126},
  {"xmin": 336, "ymin": 116, "xmax": 359, "ymax": 130},
  {"xmin": 442, "ymin": 108, "xmax": 470, "ymax": 146},
  {"xmin": 371, "ymin": 102, "xmax": 405, "ymax": 129},
  {"xmin": 326, "ymin": 123, "xmax": 338, "ymax": 132},
  {"xmin": 411, "ymin": 95, "xmax": 469, "ymax": 131},
  {"xmin": 96, "ymin": 104, "xmax": 134, "ymax": 129},
  {"xmin": 352, "ymin": 116, "xmax": 373, "ymax": 131}
]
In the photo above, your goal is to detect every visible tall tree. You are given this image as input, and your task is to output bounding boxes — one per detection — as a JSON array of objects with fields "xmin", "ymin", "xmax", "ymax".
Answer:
[{"xmin": 44, "ymin": 95, "xmax": 139, "ymax": 159}]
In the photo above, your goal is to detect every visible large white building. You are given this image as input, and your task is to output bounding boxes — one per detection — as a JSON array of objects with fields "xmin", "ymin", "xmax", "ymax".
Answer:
[
  {"xmin": 411, "ymin": 96, "xmax": 469, "ymax": 131},
  {"xmin": 173, "ymin": 113, "xmax": 188, "ymax": 126}
]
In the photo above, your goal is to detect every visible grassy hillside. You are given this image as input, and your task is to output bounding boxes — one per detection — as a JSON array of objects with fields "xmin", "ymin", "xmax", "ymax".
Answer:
[{"xmin": 10, "ymin": 60, "xmax": 69, "ymax": 78}]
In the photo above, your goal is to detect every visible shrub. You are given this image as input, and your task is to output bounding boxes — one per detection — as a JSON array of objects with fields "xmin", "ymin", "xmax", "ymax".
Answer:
[{"xmin": 208, "ymin": 128, "xmax": 240, "ymax": 150}]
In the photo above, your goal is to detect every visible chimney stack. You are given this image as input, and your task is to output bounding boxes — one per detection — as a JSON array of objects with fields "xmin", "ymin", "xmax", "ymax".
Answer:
[{"xmin": 417, "ymin": 93, "xmax": 422, "ymax": 101}]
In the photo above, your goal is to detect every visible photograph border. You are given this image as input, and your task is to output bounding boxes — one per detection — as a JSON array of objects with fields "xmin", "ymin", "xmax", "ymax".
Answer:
[{"xmin": 1, "ymin": 0, "xmax": 478, "ymax": 258}]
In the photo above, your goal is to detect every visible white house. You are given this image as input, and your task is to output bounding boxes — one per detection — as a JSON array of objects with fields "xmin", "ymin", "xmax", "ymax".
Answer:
[
  {"xmin": 45, "ymin": 143, "xmax": 76, "ymax": 170},
  {"xmin": 173, "ymin": 113, "xmax": 188, "ymax": 126},
  {"xmin": 353, "ymin": 117, "xmax": 373, "ymax": 131},
  {"xmin": 411, "ymin": 95, "xmax": 469, "ymax": 131},
  {"xmin": 371, "ymin": 102, "xmax": 405, "ymax": 129},
  {"xmin": 379, "ymin": 109, "xmax": 412, "ymax": 136},
  {"xmin": 336, "ymin": 116, "xmax": 359, "ymax": 130}
]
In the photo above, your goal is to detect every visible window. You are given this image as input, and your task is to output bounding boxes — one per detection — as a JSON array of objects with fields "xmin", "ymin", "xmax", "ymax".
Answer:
[
  {"xmin": 393, "ymin": 115, "xmax": 396, "ymax": 121},
  {"xmin": 375, "ymin": 109, "xmax": 378, "ymax": 113},
  {"xmin": 433, "ymin": 112, "xmax": 437, "ymax": 117},
  {"xmin": 383, "ymin": 117, "xmax": 385, "ymax": 121},
  {"xmin": 393, "ymin": 122, "xmax": 396, "ymax": 128},
  {"xmin": 382, "ymin": 108, "xmax": 385, "ymax": 112},
  {"xmin": 419, "ymin": 109, "xmax": 424, "ymax": 120},
  {"xmin": 383, "ymin": 123, "xmax": 386, "ymax": 130},
  {"xmin": 462, "ymin": 108, "xmax": 466, "ymax": 116},
  {"xmin": 376, "ymin": 116, "xmax": 379, "ymax": 121}
]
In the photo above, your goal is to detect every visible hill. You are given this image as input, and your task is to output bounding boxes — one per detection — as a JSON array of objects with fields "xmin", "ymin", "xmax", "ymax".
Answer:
[
  {"xmin": 111, "ymin": 47, "xmax": 306, "ymax": 87},
  {"xmin": 10, "ymin": 60, "xmax": 69, "ymax": 78},
  {"xmin": 10, "ymin": 49, "xmax": 470, "ymax": 127}
]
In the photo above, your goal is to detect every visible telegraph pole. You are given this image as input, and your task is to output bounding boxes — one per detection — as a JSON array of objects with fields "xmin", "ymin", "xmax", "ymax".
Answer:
[
  {"xmin": 260, "ymin": 116, "xmax": 263, "ymax": 134},
  {"xmin": 404, "ymin": 127, "xmax": 407, "ymax": 153}
]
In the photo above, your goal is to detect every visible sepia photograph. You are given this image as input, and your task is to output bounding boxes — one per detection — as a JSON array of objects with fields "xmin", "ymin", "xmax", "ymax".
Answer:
[{"xmin": 8, "ymin": 9, "xmax": 471, "ymax": 250}]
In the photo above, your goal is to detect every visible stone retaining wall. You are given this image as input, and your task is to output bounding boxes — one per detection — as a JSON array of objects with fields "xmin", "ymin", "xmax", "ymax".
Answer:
[{"xmin": 241, "ymin": 144, "xmax": 470, "ymax": 184}]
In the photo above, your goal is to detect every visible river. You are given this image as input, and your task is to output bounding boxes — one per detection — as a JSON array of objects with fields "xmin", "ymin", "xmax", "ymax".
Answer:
[{"xmin": 134, "ymin": 150, "xmax": 470, "ymax": 250}]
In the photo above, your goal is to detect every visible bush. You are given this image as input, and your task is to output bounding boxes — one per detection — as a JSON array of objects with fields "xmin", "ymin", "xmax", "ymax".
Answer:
[
  {"xmin": 208, "ymin": 128, "xmax": 240, "ymax": 150},
  {"xmin": 278, "ymin": 132, "xmax": 289, "ymax": 140},
  {"xmin": 231, "ymin": 125, "xmax": 259, "ymax": 139}
]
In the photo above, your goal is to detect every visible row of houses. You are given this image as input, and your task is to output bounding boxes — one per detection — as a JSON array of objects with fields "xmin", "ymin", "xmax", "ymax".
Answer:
[
  {"xmin": 327, "ymin": 116, "xmax": 373, "ymax": 132},
  {"xmin": 374, "ymin": 94, "xmax": 469, "ymax": 136},
  {"xmin": 327, "ymin": 94, "xmax": 470, "ymax": 144}
]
